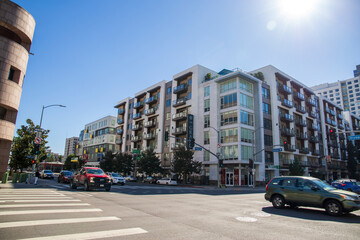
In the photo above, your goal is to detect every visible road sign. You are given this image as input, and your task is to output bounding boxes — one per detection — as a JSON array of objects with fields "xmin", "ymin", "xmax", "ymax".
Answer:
[
  {"xmin": 217, "ymin": 143, "xmax": 221, "ymax": 148},
  {"xmin": 194, "ymin": 147, "xmax": 202, "ymax": 151},
  {"xmin": 348, "ymin": 135, "xmax": 360, "ymax": 141},
  {"xmin": 132, "ymin": 149, "xmax": 140, "ymax": 154},
  {"xmin": 272, "ymin": 148, "xmax": 283, "ymax": 152},
  {"xmin": 34, "ymin": 137, "xmax": 42, "ymax": 144},
  {"xmin": 36, "ymin": 131, "xmax": 42, "ymax": 138}
]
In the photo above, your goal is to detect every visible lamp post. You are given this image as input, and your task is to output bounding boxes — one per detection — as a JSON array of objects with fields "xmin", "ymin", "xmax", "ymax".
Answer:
[
  {"xmin": 209, "ymin": 126, "xmax": 221, "ymax": 188},
  {"xmin": 251, "ymin": 126, "xmax": 265, "ymax": 188}
]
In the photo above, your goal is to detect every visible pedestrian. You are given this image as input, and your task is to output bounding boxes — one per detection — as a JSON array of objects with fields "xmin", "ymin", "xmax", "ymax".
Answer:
[{"xmin": 35, "ymin": 169, "xmax": 40, "ymax": 185}]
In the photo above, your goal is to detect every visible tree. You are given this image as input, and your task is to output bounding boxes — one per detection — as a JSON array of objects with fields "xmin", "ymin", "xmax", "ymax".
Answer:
[
  {"xmin": 173, "ymin": 147, "xmax": 201, "ymax": 183},
  {"xmin": 252, "ymin": 72, "xmax": 264, "ymax": 81},
  {"xmin": 138, "ymin": 149, "xmax": 163, "ymax": 176},
  {"xmin": 63, "ymin": 154, "xmax": 84, "ymax": 171},
  {"xmin": 99, "ymin": 151, "xmax": 114, "ymax": 172},
  {"xmin": 347, "ymin": 141, "xmax": 358, "ymax": 179},
  {"xmin": 113, "ymin": 152, "xmax": 133, "ymax": 175},
  {"xmin": 289, "ymin": 158, "xmax": 305, "ymax": 176},
  {"xmin": 10, "ymin": 119, "xmax": 49, "ymax": 172}
]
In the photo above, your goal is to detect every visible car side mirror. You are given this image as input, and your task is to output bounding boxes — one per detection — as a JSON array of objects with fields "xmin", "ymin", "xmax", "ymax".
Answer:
[{"xmin": 311, "ymin": 186, "xmax": 319, "ymax": 191}]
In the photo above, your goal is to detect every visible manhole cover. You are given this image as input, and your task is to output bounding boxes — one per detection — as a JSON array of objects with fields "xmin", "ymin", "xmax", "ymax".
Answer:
[{"xmin": 235, "ymin": 217, "xmax": 258, "ymax": 222}]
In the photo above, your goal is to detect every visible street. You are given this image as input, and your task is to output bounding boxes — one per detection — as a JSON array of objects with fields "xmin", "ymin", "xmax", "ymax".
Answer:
[{"xmin": 0, "ymin": 178, "xmax": 360, "ymax": 240}]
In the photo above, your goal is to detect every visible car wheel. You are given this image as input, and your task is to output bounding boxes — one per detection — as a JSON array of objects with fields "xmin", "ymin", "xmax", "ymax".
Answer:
[
  {"xmin": 346, "ymin": 189, "xmax": 353, "ymax": 192},
  {"xmin": 325, "ymin": 200, "xmax": 343, "ymax": 216},
  {"xmin": 70, "ymin": 180, "xmax": 77, "ymax": 190},
  {"xmin": 271, "ymin": 195, "xmax": 285, "ymax": 209},
  {"xmin": 121, "ymin": 183, "xmax": 124, "ymax": 186},
  {"xmin": 84, "ymin": 181, "xmax": 90, "ymax": 191},
  {"xmin": 105, "ymin": 186, "xmax": 111, "ymax": 192}
]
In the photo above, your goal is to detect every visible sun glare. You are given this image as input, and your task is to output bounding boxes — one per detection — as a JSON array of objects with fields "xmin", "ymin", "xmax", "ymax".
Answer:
[{"xmin": 278, "ymin": 0, "xmax": 319, "ymax": 19}]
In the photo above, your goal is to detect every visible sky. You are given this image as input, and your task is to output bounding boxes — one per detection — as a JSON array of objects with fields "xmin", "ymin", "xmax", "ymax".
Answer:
[{"xmin": 11, "ymin": 0, "xmax": 360, "ymax": 154}]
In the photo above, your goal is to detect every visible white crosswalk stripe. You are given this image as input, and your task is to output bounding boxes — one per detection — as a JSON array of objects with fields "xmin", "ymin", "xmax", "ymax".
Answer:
[
  {"xmin": 0, "ymin": 208, "xmax": 102, "ymax": 215},
  {"xmin": 4, "ymin": 199, "xmax": 81, "ymax": 203},
  {"xmin": 0, "ymin": 203, "xmax": 90, "ymax": 208}
]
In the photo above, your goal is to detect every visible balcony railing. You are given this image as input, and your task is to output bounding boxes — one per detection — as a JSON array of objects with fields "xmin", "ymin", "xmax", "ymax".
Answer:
[
  {"xmin": 172, "ymin": 126, "xmax": 187, "ymax": 135},
  {"xmin": 144, "ymin": 120, "xmax": 156, "ymax": 128},
  {"xmin": 312, "ymin": 150, "xmax": 320, "ymax": 156},
  {"xmin": 293, "ymin": 91, "xmax": 305, "ymax": 101},
  {"xmin": 173, "ymin": 83, "xmax": 188, "ymax": 94},
  {"xmin": 326, "ymin": 118, "xmax": 332, "ymax": 125},
  {"xmin": 294, "ymin": 104, "xmax": 306, "ymax": 113},
  {"xmin": 330, "ymin": 153, "xmax": 341, "ymax": 159},
  {"xmin": 307, "ymin": 98, "xmax": 317, "ymax": 106},
  {"xmin": 345, "ymin": 125, "xmax": 351, "ymax": 131},
  {"xmin": 308, "ymin": 123, "xmax": 319, "ymax": 131},
  {"xmin": 117, "ymin": 118, "xmax": 124, "ymax": 124},
  {"xmin": 299, "ymin": 148, "xmax": 310, "ymax": 154},
  {"xmin": 284, "ymin": 144, "xmax": 296, "ymax": 152},
  {"xmin": 328, "ymin": 140, "xmax": 339, "ymax": 148},
  {"xmin": 173, "ymin": 97, "xmax": 187, "ymax": 107},
  {"xmin": 338, "ymin": 123, "xmax": 344, "ymax": 130},
  {"xmin": 145, "ymin": 96, "xmax": 158, "ymax": 104},
  {"xmin": 279, "ymin": 97, "xmax": 293, "ymax": 108},
  {"xmin": 171, "ymin": 142, "xmax": 186, "ymax": 150},
  {"xmin": 117, "ymin": 128, "xmax": 123, "ymax": 135},
  {"xmin": 295, "ymin": 118, "xmax": 307, "ymax": 127},
  {"xmin": 330, "ymin": 109, "xmax": 336, "ymax": 116},
  {"xmin": 144, "ymin": 107, "xmax": 157, "ymax": 116},
  {"xmin": 172, "ymin": 111, "xmax": 188, "ymax": 121},
  {"xmin": 143, "ymin": 133, "xmax": 156, "ymax": 140},
  {"xmin": 133, "ymin": 113, "xmax": 142, "ymax": 120},
  {"xmin": 309, "ymin": 135, "xmax": 319, "ymax": 143},
  {"xmin": 278, "ymin": 84, "xmax": 292, "ymax": 94},
  {"xmin": 280, "ymin": 113, "xmax": 294, "ymax": 122},
  {"xmin": 309, "ymin": 111, "xmax": 318, "ymax": 118},
  {"xmin": 325, "ymin": 107, "xmax": 331, "ymax": 114},
  {"xmin": 130, "ymin": 136, "xmax": 142, "ymax": 142},
  {"xmin": 338, "ymin": 113, "xmax": 343, "ymax": 120},
  {"xmin": 118, "ymin": 109, "xmax": 125, "ymax": 115},
  {"xmin": 115, "ymin": 139, "xmax": 122, "ymax": 144},
  {"xmin": 134, "ymin": 101, "xmax": 144, "ymax": 109},
  {"xmin": 280, "ymin": 127, "xmax": 295, "ymax": 137},
  {"xmin": 296, "ymin": 132, "xmax": 308, "ymax": 140},
  {"xmin": 131, "ymin": 124, "xmax": 142, "ymax": 131},
  {"xmin": 280, "ymin": 159, "xmax": 292, "ymax": 166}
]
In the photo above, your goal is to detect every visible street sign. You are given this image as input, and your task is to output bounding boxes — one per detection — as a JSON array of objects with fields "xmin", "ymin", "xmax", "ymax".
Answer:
[
  {"xmin": 348, "ymin": 135, "xmax": 360, "ymax": 141},
  {"xmin": 132, "ymin": 149, "xmax": 140, "ymax": 154},
  {"xmin": 272, "ymin": 148, "xmax": 283, "ymax": 152},
  {"xmin": 36, "ymin": 131, "xmax": 42, "ymax": 138},
  {"xmin": 194, "ymin": 147, "xmax": 202, "ymax": 151},
  {"xmin": 34, "ymin": 137, "xmax": 42, "ymax": 144}
]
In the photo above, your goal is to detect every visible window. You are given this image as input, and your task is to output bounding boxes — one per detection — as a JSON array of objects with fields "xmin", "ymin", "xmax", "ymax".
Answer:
[
  {"xmin": 167, "ymin": 87, "xmax": 171, "ymax": 94},
  {"xmin": 204, "ymin": 151, "xmax": 210, "ymax": 161},
  {"xmin": 329, "ymin": 94, "xmax": 333, "ymax": 97},
  {"xmin": 0, "ymin": 106, "xmax": 6, "ymax": 120},
  {"xmin": 221, "ymin": 145, "xmax": 238, "ymax": 160},
  {"xmin": 204, "ymin": 131, "xmax": 210, "ymax": 145},
  {"xmin": 8, "ymin": 66, "xmax": 20, "ymax": 84},
  {"xmin": 187, "ymin": 92, "xmax": 192, "ymax": 100},
  {"xmin": 166, "ymin": 99, "xmax": 171, "ymax": 107},
  {"xmin": 355, "ymin": 84, "xmax": 359, "ymax": 88},
  {"xmin": 221, "ymin": 128, "xmax": 238, "ymax": 143},
  {"xmin": 220, "ymin": 93, "xmax": 237, "ymax": 109},
  {"xmin": 323, "ymin": 91, "xmax": 327, "ymax": 94},
  {"xmin": 220, "ymin": 78, "xmax": 236, "ymax": 93},
  {"xmin": 335, "ymin": 89, "xmax": 339, "ymax": 92},
  {"xmin": 264, "ymin": 135, "xmax": 273, "ymax": 146},
  {"xmin": 348, "ymin": 81, "xmax": 352, "ymax": 85},
  {"xmin": 241, "ymin": 128, "xmax": 253, "ymax": 143},
  {"xmin": 204, "ymin": 86, "xmax": 210, "ymax": 97},
  {"xmin": 262, "ymin": 87, "xmax": 270, "ymax": 99},
  {"xmin": 239, "ymin": 93, "xmax": 253, "ymax": 109},
  {"xmin": 166, "ymin": 112, "xmax": 171, "ymax": 120},
  {"xmin": 349, "ymin": 86, "xmax": 353, "ymax": 89},
  {"xmin": 221, "ymin": 110, "xmax": 238, "ymax": 126},
  {"xmin": 264, "ymin": 118, "xmax": 272, "ymax": 130},
  {"xmin": 239, "ymin": 79, "xmax": 253, "ymax": 93},
  {"xmin": 188, "ymin": 78, "xmax": 192, "ymax": 86},
  {"xmin": 263, "ymin": 103, "xmax": 271, "ymax": 114},
  {"xmin": 204, "ymin": 115, "xmax": 210, "ymax": 128},
  {"xmin": 240, "ymin": 110, "xmax": 254, "ymax": 126},
  {"xmin": 204, "ymin": 99, "xmax": 210, "ymax": 112},
  {"xmin": 329, "ymin": 90, "xmax": 333, "ymax": 93},
  {"xmin": 241, "ymin": 145, "xmax": 253, "ymax": 161}
]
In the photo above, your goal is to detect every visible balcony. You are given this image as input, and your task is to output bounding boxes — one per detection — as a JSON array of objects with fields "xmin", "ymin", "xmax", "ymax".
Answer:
[
  {"xmin": 284, "ymin": 144, "xmax": 296, "ymax": 152},
  {"xmin": 328, "ymin": 140, "xmax": 338, "ymax": 148},
  {"xmin": 330, "ymin": 153, "xmax": 340, "ymax": 159},
  {"xmin": 295, "ymin": 118, "xmax": 307, "ymax": 127},
  {"xmin": 115, "ymin": 139, "xmax": 122, "ymax": 144},
  {"xmin": 307, "ymin": 98, "xmax": 317, "ymax": 107},
  {"xmin": 279, "ymin": 97, "xmax": 293, "ymax": 108},
  {"xmin": 172, "ymin": 111, "xmax": 188, "ymax": 121},
  {"xmin": 326, "ymin": 118, "xmax": 332, "ymax": 125},
  {"xmin": 345, "ymin": 125, "xmax": 351, "ymax": 131},
  {"xmin": 143, "ymin": 145, "xmax": 156, "ymax": 152},
  {"xmin": 280, "ymin": 127, "xmax": 295, "ymax": 137},
  {"xmin": 299, "ymin": 148, "xmax": 310, "ymax": 154},
  {"xmin": 171, "ymin": 142, "xmax": 186, "ymax": 150},
  {"xmin": 309, "ymin": 135, "xmax": 319, "ymax": 143},
  {"xmin": 294, "ymin": 104, "xmax": 306, "ymax": 114},
  {"xmin": 116, "ymin": 128, "xmax": 123, "ymax": 135},
  {"xmin": 144, "ymin": 107, "xmax": 157, "ymax": 116},
  {"xmin": 308, "ymin": 123, "xmax": 319, "ymax": 131},
  {"xmin": 339, "ymin": 134, "xmax": 345, "ymax": 140},
  {"xmin": 118, "ymin": 109, "xmax": 125, "ymax": 115},
  {"xmin": 133, "ymin": 113, "xmax": 142, "ymax": 120},
  {"xmin": 131, "ymin": 124, "xmax": 142, "ymax": 131},
  {"xmin": 340, "ymin": 144, "xmax": 347, "ymax": 150},
  {"xmin": 296, "ymin": 132, "xmax": 308, "ymax": 140},
  {"xmin": 134, "ymin": 101, "xmax": 144, "ymax": 109},
  {"xmin": 331, "ymin": 120, "xmax": 337, "ymax": 126},
  {"xmin": 143, "ymin": 133, "xmax": 156, "ymax": 140},
  {"xmin": 280, "ymin": 113, "xmax": 294, "ymax": 122},
  {"xmin": 278, "ymin": 84, "xmax": 292, "ymax": 94},
  {"xmin": 330, "ymin": 109, "xmax": 336, "ymax": 116},
  {"xmin": 280, "ymin": 159, "xmax": 292, "ymax": 166},
  {"xmin": 338, "ymin": 123, "xmax": 344, "ymax": 130},
  {"xmin": 312, "ymin": 150, "xmax": 320, "ymax": 156},
  {"xmin": 293, "ymin": 91, "xmax": 305, "ymax": 101},
  {"xmin": 144, "ymin": 120, "xmax": 156, "ymax": 128},
  {"xmin": 130, "ymin": 136, "xmax": 142, "ymax": 142},
  {"xmin": 300, "ymin": 160, "xmax": 309, "ymax": 167},
  {"xmin": 173, "ymin": 83, "xmax": 188, "ymax": 94},
  {"xmin": 173, "ymin": 97, "xmax": 187, "ymax": 107},
  {"xmin": 146, "ymin": 96, "xmax": 158, "ymax": 104},
  {"xmin": 172, "ymin": 126, "xmax": 187, "ymax": 135},
  {"xmin": 309, "ymin": 160, "xmax": 320, "ymax": 167},
  {"xmin": 117, "ymin": 118, "xmax": 124, "ymax": 125},
  {"xmin": 325, "ymin": 107, "xmax": 331, "ymax": 114},
  {"xmin": 309, "ymin": 111, "xmax": 318, "ymax": 118},
  {"xmin": 338, "ymin": 113, "xmax": 343, "ymax": 120}
]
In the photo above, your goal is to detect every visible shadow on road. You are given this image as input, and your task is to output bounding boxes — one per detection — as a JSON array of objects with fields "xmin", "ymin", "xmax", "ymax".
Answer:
[{"xmin": 262, "ymin": 206, "xmax": 360, "ymax": 223}]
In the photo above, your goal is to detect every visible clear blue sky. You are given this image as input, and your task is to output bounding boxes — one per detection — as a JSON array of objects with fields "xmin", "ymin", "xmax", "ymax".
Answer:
[{"xmin": 11, "ymin": 0, "xmax": 360, "ymax": 154}]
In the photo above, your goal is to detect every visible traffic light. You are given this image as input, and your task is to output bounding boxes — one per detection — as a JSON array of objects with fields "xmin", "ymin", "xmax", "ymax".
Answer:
[
  {"xmin": 283, "ymin": 141, "xmax": 287, "ymax": 146},
  {"xmin": 34, "ymin": 144, "xmax": 40, "ymax": 155},
  {"xmin": 188, "ymin": 138, "xmax": 195, "ymax": 149},
  {"xmin": 249, "ymin": 159, "xmax": 254, "ymax": 169},
  {"xmin": 329, "ymin": 129, "xmax": 336, "ymax": 139},
  {"xmin": 165, "ymin": 131, "xmax": 169, "ymax": 141},
  {"xmin": 31, "ymin": 160, "xmax": 36, "ymax": 164},
  {"xmin": 219, "ymin": 159, "xmax": 224, "ymax": 168}
]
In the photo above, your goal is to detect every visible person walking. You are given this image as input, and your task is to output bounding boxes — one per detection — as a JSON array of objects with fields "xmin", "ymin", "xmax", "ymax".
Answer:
[{"xmin": 34, "ymin": 170, "xmax": 40, "ymax": 185}]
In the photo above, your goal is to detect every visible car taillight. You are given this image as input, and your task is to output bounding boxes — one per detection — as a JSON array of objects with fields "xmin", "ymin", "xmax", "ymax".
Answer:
[
  {"xmin": 341, "ymin": 183, "xmax": 346, "ymax": 187},
  {"xmin": 266, "ymin": 178, "xmax": 273, "ymax": 191}
]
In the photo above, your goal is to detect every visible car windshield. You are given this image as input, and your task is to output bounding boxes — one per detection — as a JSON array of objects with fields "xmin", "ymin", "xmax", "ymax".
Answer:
[
  {"xmin": 44, "ymin": 170, "xmax": 52, "ymax": 173},
  {"xmin": 313, "ymin": 179, "xmax": 336, "ymax": 190},
  {"xmin": 86, "ymin": 169, "xmax": 104, "ymax": 175},
  {"xmin": 355, "ymin": 182, "xmax": 360, "ymax": 186},
  {"xmin": 64, "ymin": 172, "xmax": 72, "ymax": 176},
  {"xmin": 111, "ymin": 173, "xmax": 120, "ymax": 177}
]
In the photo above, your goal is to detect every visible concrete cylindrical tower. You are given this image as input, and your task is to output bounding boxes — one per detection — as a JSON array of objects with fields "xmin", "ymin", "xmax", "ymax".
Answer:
[{"xmin": 0, "ymin": 0, "xmax": 35, "ymax": 178}]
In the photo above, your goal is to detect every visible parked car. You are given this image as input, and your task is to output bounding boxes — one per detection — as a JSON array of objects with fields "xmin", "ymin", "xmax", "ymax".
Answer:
[
  {"xmin": 124, "ymin": 176, "xmax": 136, "ymax": 182},
  {"xmin": 331, "ymin": 179, "xmax": 360, "ymax": 194},
  {"xmin": 107, "ymin": 172, "xmax": 125, "ymax": 185},
  {"xmin": 143, "ymin": 176, "xmax": 157, "ymax": 184},
  {"xmin": 265, "ymin": 176, "xmax": 360, "ymax": 216},
  {"xmin": 157, "ymin": 177, "xmax": 177, "ymax": 185},
  {"xmin": 40, "ymin": 170, "xmax": 54, "ymax": 179},
  {"xmin": 58, "ymin": 170, "xmax": 73, "ymax": 183},
  {"xmin": 70, "ymin": 167, "xmax": 111, "ymax": 191}
]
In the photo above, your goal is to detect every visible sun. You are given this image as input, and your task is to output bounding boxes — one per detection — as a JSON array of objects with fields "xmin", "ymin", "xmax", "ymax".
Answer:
[{"xmin": 278, "ymin": 0, "xmax": 320, "ymax": 19}]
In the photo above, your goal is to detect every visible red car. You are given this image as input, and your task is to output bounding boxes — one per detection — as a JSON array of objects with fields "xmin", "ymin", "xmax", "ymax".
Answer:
[
  {"xmin": 70, "ymin": 167, "xmax": 111, "ymax": 191},
  {"xmin": 58, "ymin": 170, "xmax": 73, "ymax": 183}
]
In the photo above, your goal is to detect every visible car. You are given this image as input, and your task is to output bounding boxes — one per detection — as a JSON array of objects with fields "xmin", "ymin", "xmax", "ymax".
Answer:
[
  {"xmin": 70, "ymin": 167, "xmax": 111, "ymax": 191},
  {"xmin": 331, "ymin": 179, "xmax": 360, "ymax": 194},
  {"xmin": 143, "ymin": 176, "xmax": 157, "ymax": 184},
  {"xmin": 40, "ymin": 170, "xmax": 54, "ymax": 179},
  {"xmin": 156, "ymin": 177, "xmax": 177, "ymax": 185},
  {"xmin": 107, "ymin": 172, "xmax": 125, "ymax": 185},
  {"xmin": 265, "ymin": 176, "xmax": 360, "ymax": 216},
  {"xmin": 58, "ymin": 170, "xmax": 73, "ymax": 183},
  {"xmin": 124, "ymin": 176, "xmax": 136, "ymax": 182}
]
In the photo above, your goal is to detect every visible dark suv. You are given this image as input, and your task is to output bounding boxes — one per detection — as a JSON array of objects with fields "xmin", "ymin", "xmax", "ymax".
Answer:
[{"xmin": 265, "ymin": 176, "xmax": 360, "ymax": 216}]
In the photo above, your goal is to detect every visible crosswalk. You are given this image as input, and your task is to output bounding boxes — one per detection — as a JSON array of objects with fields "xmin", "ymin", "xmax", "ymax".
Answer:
[{"xmin": 0, "ymin": 188, "xmax": 148, "ymax": 239}]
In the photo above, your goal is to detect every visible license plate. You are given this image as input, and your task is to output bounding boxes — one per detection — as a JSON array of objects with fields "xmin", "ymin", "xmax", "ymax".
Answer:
[{"xmin": 100, "ymin": 184, "xmax": 104, "ymax": 187}]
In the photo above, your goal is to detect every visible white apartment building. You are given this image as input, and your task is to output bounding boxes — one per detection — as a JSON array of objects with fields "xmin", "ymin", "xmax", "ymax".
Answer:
[{"xmin": 64, "ymin": 137, "xmax": 79, "ymax": 160}]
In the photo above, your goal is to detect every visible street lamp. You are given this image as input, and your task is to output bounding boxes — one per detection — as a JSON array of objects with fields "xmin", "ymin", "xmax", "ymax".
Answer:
[
  {"xmin": 251, "ymin": 126, "xmax": 265, "ymax": 188},
  {"xmin": 40, "ymin": 104, "xmax": 66, "ymax": 128},
  {"xmin": 209, "ymin": 126, "xmax": 221, "ymax": 188}
]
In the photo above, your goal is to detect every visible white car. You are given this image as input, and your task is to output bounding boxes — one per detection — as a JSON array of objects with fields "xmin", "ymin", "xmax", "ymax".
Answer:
[
  {"xmin": 156, "ymin": 177, "xmax": 177, "ymax": 185},
  {"xmin": 108, "ymin": 173, "xmax": 125, "ymax": 185}
]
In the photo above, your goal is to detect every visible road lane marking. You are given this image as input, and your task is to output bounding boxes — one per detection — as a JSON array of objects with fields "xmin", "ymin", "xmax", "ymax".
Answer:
[
  {"xmin": 0, "ymin": 216, "xmax": 120, "ymax": 229},
  {"xmin": 4, "ymin": 199, "xmax": 81, "ymax": 203},
  {"xmin": 19, "ymin": 227, "xmax": 148, "ymax": 240},
  {"xmin": 0, "ymin": 203, "xmax": 90, "ymax": 208},
  {"xmin": 0, "ymin": 208, "xmax": 102, "ymax": 216},
  {"xmin": 0, "ymin": 197, "xmax": 73, "ymax": 200},
  {"xmin": 0, "ymin": 194, "xmax": 65, "ymax": 197},
  {"xmin": 235, "ymin": 216, "xmax": 258, "ymax": 222}
]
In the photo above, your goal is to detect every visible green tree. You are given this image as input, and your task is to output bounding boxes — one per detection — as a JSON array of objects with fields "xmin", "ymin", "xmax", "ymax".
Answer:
[
  {"xmin": 173, "ymin": 147, "xmax": 201, "ymax": 183},
  {"xmin": 99, "ymin": 151, "xmax": 114, "ymax": 172},
  {"xmin": 63, "ymin": 154, "xmax": 84, "ymax": 171},
  {"xmin": 252, "ymin": 72, "xmax": 264, "ymax": 81},
  {"xmin": 113, "ymin": 152, "xmax": 133, "ymax": 175},
  {"xmin": 138, "ymin": 149, "xmax": 163, "ymax": 176},
  {"xmin": 9, "ymin": 119, "xmax": 49, "ymax": 172},
  {"xmin": 289, "ymin": 158, "xmax": 305, "ymax": 176},
  {"xmin": 347, "ymin": 141, "xmax": 358, "ymax": 179}
]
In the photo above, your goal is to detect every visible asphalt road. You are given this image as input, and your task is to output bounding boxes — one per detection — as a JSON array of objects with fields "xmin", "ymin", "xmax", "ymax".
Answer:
[{"xmin": 0, "ymin": 178, "xmax": 359, "ymax": 240}]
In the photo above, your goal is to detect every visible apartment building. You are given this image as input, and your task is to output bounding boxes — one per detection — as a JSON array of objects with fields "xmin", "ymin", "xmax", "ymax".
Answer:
[
  {"xmin": 311, "ymin": 65, "xmax": 360, "ymax": 117},
  {"xmin": 76, "ymin": 116, "xmax": 118, "ymax": 166},
  {"xmin": 63, "ymin": 137, "xmax": 79, "ymax": 160},
  {"xmin": 114, "ymin": 64, "xmax": 357, "ymax": 186},
  {"xmin": 0, "ymin": 0, "xmax": 35, "ymax": 178}
]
